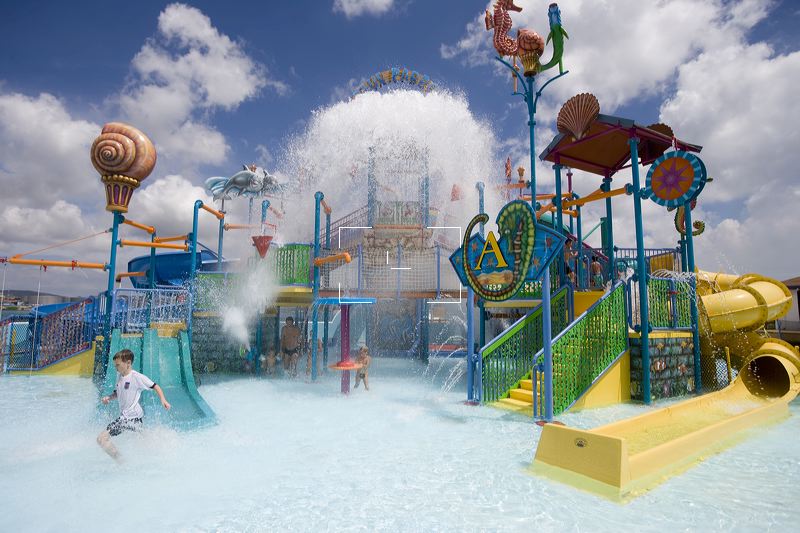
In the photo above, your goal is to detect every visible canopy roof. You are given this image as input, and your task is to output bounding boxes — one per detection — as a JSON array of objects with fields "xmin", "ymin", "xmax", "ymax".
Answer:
[{"xmin": 539, "ymin": 114, "xmax": 702, "ymax": 177}]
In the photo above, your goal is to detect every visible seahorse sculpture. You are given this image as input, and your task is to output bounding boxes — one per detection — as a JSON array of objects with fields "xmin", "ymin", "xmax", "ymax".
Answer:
[
  {"xmin": 668, "ymin": 199, "xmax": 705, "ymax": 237},
  {"xmin": 462, "ymin": 200, "xmax": 536, "ymax": 301},
  {"xmin": 484, "ymin": 1, "xmax": 567, "ymax": 76}
]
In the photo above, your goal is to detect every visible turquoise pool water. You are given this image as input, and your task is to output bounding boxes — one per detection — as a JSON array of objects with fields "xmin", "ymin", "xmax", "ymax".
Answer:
[{"xmin": 1, "ymin": 359, "xmax": 798, "ymax": 532}]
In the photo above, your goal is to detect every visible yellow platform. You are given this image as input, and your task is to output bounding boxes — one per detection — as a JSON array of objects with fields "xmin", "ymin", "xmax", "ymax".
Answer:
[
  {"xmin": 9, "ymin": 343, "xmax": 95, "ymax": 377},
  {"xmin": 534, "ymin": 270, "xmax": 800, "ymax": 499}
]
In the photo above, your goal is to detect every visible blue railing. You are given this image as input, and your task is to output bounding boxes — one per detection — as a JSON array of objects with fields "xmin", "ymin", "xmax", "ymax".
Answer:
[
  {"xmin": 110, "ymin": 288, "xmax": 191, "ymax": 333},
  {"xmin": 614, "ymin": 247, "xmax": 682, "ymax": 276}
]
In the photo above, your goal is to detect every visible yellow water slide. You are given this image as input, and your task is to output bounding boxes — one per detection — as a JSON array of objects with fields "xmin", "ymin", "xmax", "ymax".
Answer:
[{"xmin": 534, "ymin": 271, "xmax": 800, "ymax": 499}]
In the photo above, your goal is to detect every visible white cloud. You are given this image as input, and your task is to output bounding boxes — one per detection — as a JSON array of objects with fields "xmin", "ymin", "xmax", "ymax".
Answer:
[
  {"xmin": 333, "ymin": 0, "xmax": 395, "ymax": 19},
  {"xmin": 118, "ymin": 3, "xmax": 282, "ymax": 168},
  {"xmin": 0, "ymin": 92, "xmax": 100, "ymax": 209}
]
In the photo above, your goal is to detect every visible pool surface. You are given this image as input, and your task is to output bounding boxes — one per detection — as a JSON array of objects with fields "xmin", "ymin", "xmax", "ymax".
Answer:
[{"xmin": 2, "ymin": 359, "xmax": 798, "ymax": 532}]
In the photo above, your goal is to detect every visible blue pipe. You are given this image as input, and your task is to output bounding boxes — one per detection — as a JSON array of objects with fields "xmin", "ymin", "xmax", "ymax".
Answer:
[
  {"xmin": 684, "ymin": 205, "xmax": 702, "ymax": 393},
  {"xmin": 477, "ymin": 181, "xmax": 486, "ymax": 348},
  {"xmin": 313, "ymin": 192, "xmax": 323, "ymax": 299},
  {"xmin": 311, "ymin": 303, "xmax": 320, "ymax": 381},
  {"xmin": 217, "ymin": 216, "xmax": 224, "ymax": 271},
  {"xmin": 629, "ymin": 138, "xmax": 651, "ymax": 404},
  {"xmin": 466, "ymin": 287, "xmax": 475, "ymax": 401},
  {"xmin": 602, "ymin": 176, "xmax": 615, "ymax": 281},
  {"xmin": 542, "ymin": 267, "xmax": 553, "ymax": 421},
  {"xmin": 554, "ymin": 164, "xmax": 565, "ymax": 286},
  {"xmin": 149, "ymin": 232, "xmax": 156, "ymax": 289},
  {"xmin": 101, "ymin": 211, "xmax": 122, "ymax": 375},
  {"xmin": 261, "ymin": 200, "xmax": 269, "ymax": 226},
  {"xmin": 435, "ymin": 244, "xmax": 441, "ymax": 299},
  {"xmin": 576, "ymin": 202, "xmax": 584, "ymax": 290},
  {"xmin": 396, "ymin": 243, "xmax": 402, "ymax": 301},
  {"xmin": 190, "ymin": 201, "xmax": 202, "ymax": 281}
]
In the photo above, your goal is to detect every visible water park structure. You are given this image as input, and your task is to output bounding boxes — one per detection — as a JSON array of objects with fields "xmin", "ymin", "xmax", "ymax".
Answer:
[{"xmin": 1, "ymin": 2, "xmax": 798, "ymax": 524}]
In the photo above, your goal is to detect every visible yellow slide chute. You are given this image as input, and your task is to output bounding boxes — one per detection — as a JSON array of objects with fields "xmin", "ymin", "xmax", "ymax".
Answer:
[{"xmin": 534, "ymin": 270, "xmax": 800, "ymax": 499}]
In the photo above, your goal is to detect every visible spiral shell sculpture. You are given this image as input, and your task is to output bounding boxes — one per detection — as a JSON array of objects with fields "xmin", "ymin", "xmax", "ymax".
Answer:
[
  {"xmin": 90, "ymin": 122, "xmax": 157, "ymax": 213},
  {"xmin": 517, "ymin": 30, "xmax": 546, "ymax": 76},
  {"xmin": 557, "ymin": 93, "xmax": 600, "ymax": 141}
]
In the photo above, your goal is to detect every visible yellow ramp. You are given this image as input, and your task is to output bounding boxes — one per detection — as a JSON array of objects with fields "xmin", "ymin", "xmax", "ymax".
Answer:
[
  {"xmin": 10, "ymin": 343, "xmax": 95, "ymax": 377},
  {"xmin": 534, "ymin": 270, "xmax": 800, "ymax": 498}
]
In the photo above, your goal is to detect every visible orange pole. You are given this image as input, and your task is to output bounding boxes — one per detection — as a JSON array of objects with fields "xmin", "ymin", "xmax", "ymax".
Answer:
[
  {"xmin": 116, "ymin": 271, "xmax": 146, "ymax": 282},
  {"xmin": 536, "ymin": 203, "xmax": 555, "ymax": 218},
  {"xmin": 119, "ymin": 240, "xmax": 188, "ymax": 251},
  {"xmin": 562, "ymin": 209, "xmax": 579, "ymax": 217},
  {"xmin": 201, "ymin": 204, "xmax": 225, "ymax": 220},
  {"xmin": 320, "ymin": 199, "xmax": 332, "ymax": 215},
  {"xmin": 562, "ymin": 186, "xmax": 628, "ymax": 208},
  {"xmin": 8, "ymin": 257, "xmax": 106, "ymax": 270},
  {"xmin": 122, "ymin": 218, "xmax": 155, "ymax": 234},
  {"xmin": 498, "ymin": 182, "xmax": 528, "ymax": 190},
  {"xmin": 224, "ymin": 224, "xmax": 260, "ymax": 231},
  {"xmin": 269, "ymin": 206, "xmax": 284, "ymax": 219},
  {"xmin": 153, "ymin": 234, "xmax": 188, "ymax": 243},
  {"xmin": 313, "ymin": 252, "xmax": 351, "ymax": 266}
]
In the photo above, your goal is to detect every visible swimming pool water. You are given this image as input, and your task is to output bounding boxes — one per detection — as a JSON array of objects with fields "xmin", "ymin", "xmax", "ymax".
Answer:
[{"xmin": 1, "ymin": 359, "xmax": 798, "ymax": 532}]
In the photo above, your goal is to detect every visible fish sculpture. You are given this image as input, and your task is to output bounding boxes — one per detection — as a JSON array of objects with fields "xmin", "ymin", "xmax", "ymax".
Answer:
[{"xmin": 204, "ymin": 164, "xmax": 286, "ymax": 201}]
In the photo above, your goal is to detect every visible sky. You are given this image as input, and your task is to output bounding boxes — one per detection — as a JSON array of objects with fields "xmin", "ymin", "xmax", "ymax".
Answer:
[{"xmin": 1, "ymin": 0, "xmax": 799, "ymax": 297}]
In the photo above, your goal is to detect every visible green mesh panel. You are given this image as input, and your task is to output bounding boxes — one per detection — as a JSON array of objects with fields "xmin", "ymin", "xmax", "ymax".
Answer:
[{"xmin": 480, "ymin": 285, "xmax": 570, "ymax": 403}]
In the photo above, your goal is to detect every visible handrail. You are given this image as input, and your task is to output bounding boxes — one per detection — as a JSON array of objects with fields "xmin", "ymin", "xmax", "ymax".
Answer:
[
  {"xmin": 122, "ymin": 218, "xmax": 155, "ymax": 234},
  {"xmin": 8, "ymin": 256, "xmax": 107, "ymax": 270},
  {"xmin": 532, "ymin": 282, "xmax": 628, "ymax": 416},
  {"xmin": 478, "ymin": 285, "xmax": 571, "ymax": 403}
]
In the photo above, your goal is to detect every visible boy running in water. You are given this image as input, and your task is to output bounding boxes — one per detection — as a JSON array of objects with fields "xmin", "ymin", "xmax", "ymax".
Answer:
[
  {"xmin": 97, "ymin": 349, "xmax": 171, "ymax": 462},
  {"xmin": 354, "ymin": 346, "xmax": 371, "ymax": 391}
]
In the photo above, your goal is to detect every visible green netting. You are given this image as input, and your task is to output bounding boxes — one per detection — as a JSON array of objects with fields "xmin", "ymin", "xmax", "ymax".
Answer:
[
  {"xmin": 538, "ymin": 283, "xmax": 628, "ymax": 415},
  {"xmin": 274, "ymin": 244, "xmax": 312, "ymax": 285},
  {"xmin": 479, "ymin": 285, "xmax": 570, "ymax": 403}
]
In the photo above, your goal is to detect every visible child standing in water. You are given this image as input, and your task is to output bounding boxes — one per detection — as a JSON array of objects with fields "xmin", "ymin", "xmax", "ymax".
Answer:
[
  {"xmin": 354, "ymin": 346, "xmax": 371, "ymax": 391},
  {"xmin": 97, "ymin": 349, "xmax": 171, "ymax": 462}
]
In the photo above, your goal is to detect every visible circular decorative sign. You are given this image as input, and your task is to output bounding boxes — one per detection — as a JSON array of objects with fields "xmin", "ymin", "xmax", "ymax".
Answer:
[{"xmin": 644, "ymin": 151, "xmax": 707, "ymax": 208}]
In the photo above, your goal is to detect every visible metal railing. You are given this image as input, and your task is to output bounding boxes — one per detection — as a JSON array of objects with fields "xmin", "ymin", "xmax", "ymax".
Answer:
[
  {"xmin": 1, "ymin": 298, "xmax": 96, "ymax": 371},
  {"xmin": 478, "ymin": 285, "xmax": 572, "ymax": 403},
  {"xmin": 110, "ymin": 288, "xmax": 190, "ymax": 333},
  {"xmin": 626, "ymin": 275, "xmax": 693, "ymax": 330},
  {"xmin": 533, "ymin": 282, "xmax": 628, "ymax": 416},
  {"xmin": 319, "ymin": 205, "xmax": 369, "ymax": 250},
  {"xmin": 614, "ymin": 247, "xmax": 682, "ymax": 275}
]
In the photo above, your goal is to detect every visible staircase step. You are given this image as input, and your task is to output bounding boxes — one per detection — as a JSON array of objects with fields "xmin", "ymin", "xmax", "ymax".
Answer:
[
  {"xmin": 496, "ymin": 397, "xmax": 533, "ymax": 414},
  {"xmin": 520, "ymin": 379, "xmax": 533, "ymax": 391},
  {"xmin": 510, "ymin": 388, "xmax": 533, "ymax": 403}
]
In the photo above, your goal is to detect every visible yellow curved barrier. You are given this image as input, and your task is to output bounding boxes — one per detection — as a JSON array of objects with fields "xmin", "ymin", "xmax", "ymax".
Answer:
[{"xmin": 534, "ymin": 270, "xmax": 800, "ymax": 499}]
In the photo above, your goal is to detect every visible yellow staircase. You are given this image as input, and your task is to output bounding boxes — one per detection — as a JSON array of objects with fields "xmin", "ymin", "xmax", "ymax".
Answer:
[{"xmin": 495, "ymin": 374, "xmax": 542, "ymax": 415}]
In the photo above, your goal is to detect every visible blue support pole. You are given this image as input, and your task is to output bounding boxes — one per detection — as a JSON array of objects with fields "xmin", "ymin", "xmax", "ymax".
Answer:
[
  {"xmin": 526, "ymin": 77, "xmax": 538, "ymax": 200},
  {"xmin": 602, "ymin": 176, "xmax": 615, "ymax": 281},
  {"xmin": 422, "ymin": 151, "xmax": 431, "ymax": 226},
  {"xmin": 100, "ymin": 211, "xmax": 122, "ymax": 376},
  {"xmin": 554, "ymin": 164, "xmax": 565, "ymax": 287},
  {"xmin": 311, "ymin": 304, "xmax": 319, "ymax": 381},
  {"xmin": 323, "ymin": 305, "xmax": 329, "ymax": 369},
  {"xmin": 576, "ymin": 201, "xmax": 584, "ymax": 290},
  {"xmin": 149, "ymin": 232, "xmax": 157, "ymax": 289},
  {"xmin": 313, "ymin": 192, "xmax": 323, "ymax": 299},
  {"xmin": 466, "ymin": 287, "xmax": 475, "ymax": 401},
  {"xmin": 217, "ymin": 216, "xmax": 225, "ymax": 271},
  {"xmin": 190, "ymin": 201, "xmax": 202, "ymax": 281},
  {"xmin": 679, "ymin": 238, "xmax": 688, "ymax": 272},
  {"xmin": 367, "ymin": 147, "xmax": 376, "ymax": 226},
  {"xmin": 477, "ymin": 181, "xmax": 486, "ymax": 348},
  {"xmin": 629, "ymin": 137, "xmax": 652, "ymax": 404},
  {"xmin": 261, "ymin": 200, "xmax": 269, "ymax": 226},
  {"xmin": 684, "ymin": 205, "xmax": 702, "ymax": 393},
  {"xmin": 542, "ymin": 267, "xmax": 554, "ymax": 421},
  {"xmin": 435, "ymin": 244, "xmax": 441, "ymax": 299}
]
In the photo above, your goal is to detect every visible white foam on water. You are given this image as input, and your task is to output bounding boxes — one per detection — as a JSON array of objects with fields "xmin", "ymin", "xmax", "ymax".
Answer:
[{"xmin": 2, "ymin": 366, "xmax": 799, "ymax": 532}]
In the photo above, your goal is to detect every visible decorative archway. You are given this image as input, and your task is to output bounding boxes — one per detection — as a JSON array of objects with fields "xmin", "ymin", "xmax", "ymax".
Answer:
[{"xmin": 351, "ymin": 67, "xmax": 435, "ymax": 98}]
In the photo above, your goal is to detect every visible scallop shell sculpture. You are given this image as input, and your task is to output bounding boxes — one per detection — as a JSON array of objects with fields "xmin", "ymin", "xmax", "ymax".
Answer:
[
  {"xmin": 90, "ymin": 122, "xmax": 157, "ymax": 213},
  {"xmin": 647, "ymin": 123, "xmax": 674, "ymax": 139},
  {"xmin": 556, "ymin": 93, "xmax": 600, "ymax": 141}
]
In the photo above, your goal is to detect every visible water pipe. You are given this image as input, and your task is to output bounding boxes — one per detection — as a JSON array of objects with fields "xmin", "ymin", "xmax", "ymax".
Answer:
[
  {"xmin": 602, "ymin": 175, "xmax": 616, "ymax": 281},
  {"xmin": 542, "ymin": 267, "xmax": 554, "ymax": 421},
  {"xmin": 684, "ymin": 203, "xmax": 702, "ymax": 392},
  {"xmin": 153, "ymin": 234, "xmax": 188, "ymax": 243},
  {"xmin": 313, "ymin": 192, "xmax": 323, "ymax": 298},
  {"xmin": 313, "ymin": 253, "xmax": 351, "ymax": 266},
  {"xmin": 554, "ymin": 164, "xmax": 565, "ymax": 287},
  {"xmin": 122, "ymin": 218, "xmax": 155, "ymax": 234},
  {"xmin": 477, "ymin": 181, "xmax": 486, "ymax": 348},
  {"xmin": 466, "ymin": 287, "xmax": 475, "ymax": 402},
  {"xmin": 101, "ymin": 211, "xmax": 123, "ymax": 378},
  {"xmin": 7, "ymin": 257, "xmax": 107, "ymax": 270},
  {"xmin": 119, "ymin": 240, "xmax": 188, "ymax": 251},
  {"xmin": 629, "ymin": 137, "xmax": 651, "ymax": 404}
]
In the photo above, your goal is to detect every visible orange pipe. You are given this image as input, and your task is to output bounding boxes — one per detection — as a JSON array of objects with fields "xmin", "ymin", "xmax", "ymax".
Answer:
[
  {"xmin": 122, "ymin": 218, "xmax": 155, "ymax": 234},
  {"xmin": 562, "ymin": 209, "xmax": 579, "ymax": 217},
  {"xmin": 320, "ymin": 199, "xmax": 332, "ymax": 215},
  {"xmin": 498, "ymin": 182, "xmax": 528, "ymax": 190},
  {"xmin": 8, "ymin": 257, "xmax": 106, "ymax": 270},
  {"xmin": 224, "ymin": 224, "xmax": 259, "ymax": 231},
  {"xmin": 562, "ymin": 186, "xmax": 628, "ymax": 208},
  {"xmin": 119, "ymin": 240, "xmax": 188, "ymax": 251},
  {"xmin": 536, "ymin": 204, "xmax": 556, "ymax": 218},
  {"xmin": 153, "ymin": 234, "xmax": 188, "ymax": 243},
  {"xmin": 313, "ymin": 252, "xmax": 351, "ymax": 266},
  {"xmin": 116, "ymin": 271, "xmax": 146, "ymax": 282},
  {"xmin": 269, "ymin": 206, "xmax": 284, "ymax": 219},
  {"xmin": 201, "ymin": 204, "xmax": 225, "ymax": 220}
]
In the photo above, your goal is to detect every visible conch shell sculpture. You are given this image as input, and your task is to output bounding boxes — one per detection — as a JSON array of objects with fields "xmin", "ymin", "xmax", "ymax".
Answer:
[
  {"xmin": 90, "ymin": 122, "xmax": 156, "ymax": 212},
  {"xmin": 556, "ymin": 93, "xmax": 600, "ymax": 141}
]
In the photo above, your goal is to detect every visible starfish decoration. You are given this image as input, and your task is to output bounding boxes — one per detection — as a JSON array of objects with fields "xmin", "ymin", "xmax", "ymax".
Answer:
[
  {"xmin": 655, "ymin": 158, "xmax": 692, "ymax": 197},
  {"xmin": 533, "ymin": 257, "xmax": 541, "ymax": 267},
  {"xmin": 471, "ymin": 242, "xmax": 479, "ymax": 252},
  {"xmin": 545, "ymin": 237, "xmax": 553, "ymax": 248}
]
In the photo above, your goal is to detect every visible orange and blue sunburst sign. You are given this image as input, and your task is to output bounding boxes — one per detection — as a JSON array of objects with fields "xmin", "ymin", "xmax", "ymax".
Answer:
[
  {"xmin": 643, "ymin": 151, "xmax": 708, "ymax": 208},
  {"xmin": 449, "ymin": 200, "xmax": 566, "ymax": 302}
]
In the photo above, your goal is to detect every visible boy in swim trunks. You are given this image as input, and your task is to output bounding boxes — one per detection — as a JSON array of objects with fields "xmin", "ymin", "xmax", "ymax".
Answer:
[
  {"xmin": 354, "ymin": 346, "xmax": 371, "ymax": 391},
  {"xmin": 97, "ymin": 349, "xmax": 171, "ymax": 462}
]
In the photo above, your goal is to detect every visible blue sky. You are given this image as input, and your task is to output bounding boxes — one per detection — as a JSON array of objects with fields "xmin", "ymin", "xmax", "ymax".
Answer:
[{"xmin": 1, "ymin": 0, "xmax": 799, "ymax": 296}]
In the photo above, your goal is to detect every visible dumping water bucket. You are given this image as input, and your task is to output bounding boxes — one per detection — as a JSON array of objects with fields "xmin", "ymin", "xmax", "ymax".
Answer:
[{"xmin": 252, "ymin": 235, "xmax": 273, "ymax": 259}]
